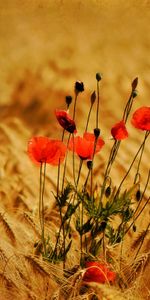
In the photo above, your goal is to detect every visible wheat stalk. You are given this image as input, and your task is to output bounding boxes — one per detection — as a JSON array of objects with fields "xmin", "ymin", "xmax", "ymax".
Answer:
[{"xmin": 0, "ymin": 212, "xmax": 16, "ymax": 245}]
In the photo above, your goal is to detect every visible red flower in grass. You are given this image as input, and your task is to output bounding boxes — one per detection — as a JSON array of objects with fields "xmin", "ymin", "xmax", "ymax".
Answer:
[
  {"xmin": 28, "ymin": 136, "xmax": 66, "ymax": 165},
  {"xmin": 82, "ymin": 261, "xmax": 116, "ymax": 284},
  {"xmin": 111, "ymin": 120, "xmax": 128, "ymax": 140},
  {"xmin": 131, "ymin": 106, "xmax": 150, "ymax": 131},
  {"xmin": 69, "ymin": 133, "xmax": 104, "ymax": 160},
  {"xmin": 55, "ymin": 109, "xmax": 77, "ymax": 134}
]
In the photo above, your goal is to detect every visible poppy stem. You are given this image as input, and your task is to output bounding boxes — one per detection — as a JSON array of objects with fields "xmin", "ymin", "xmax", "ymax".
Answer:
[
  {"xmin": 122, "ymin": 92, "xmax": 133, "ymax": 123},
  {"xmin": 134, "ymin": 222, "xmax": 150, "ymax": 261},
  {"xmin": 72, "ymin": 134, "xmax": 77, "ymax": 188},
  {"xmin": 39, "ymin": 162, "xmax": 46, "ymax": 256},
  {"xmin": 73, "ymin": 94, "xmax": 78, "ymax": 121},
  {"xmin": 85, "ymin": 102, "xmax": 94, "ymax": 132},
  {"xmin": 125, "ymin": 169, "xmax": 150, "ymax": 235},
  {"xmin": 76, "ymin": 159, "xmax": 83, "ymax": 187},
  {"xmin": 39, "ymin": 162, "xmax": 43, "ymax": 233},
  {"xmin": 80, "ymin": 200, "xmax": 84, "ymax": 267},
  {"xmin": 116, "ymin": 131, "xmax": 149, "ymax": 195},
  {"xmin": 61, "ymin": 133, "xmax": 71, "ymax": 193},
  {"xmin": 96, "ymin": 80, "xmax": 100, "ymax": 128},
  {"xmin": 134, "ymin": 130, "xmax": 149, "ymax": 184},
  {"xmin": 57, "ymin": 129, "xmax": 65, "ymax": 198},
  {"xmin": 98, "ymin": 140, "xmax": 119, "ymax": 211}
]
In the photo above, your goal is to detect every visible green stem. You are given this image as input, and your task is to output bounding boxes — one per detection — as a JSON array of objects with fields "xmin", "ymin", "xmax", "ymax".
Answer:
[
  {"xmin": 116, "ymin": 131, "xmax": 149, "ymax": 195},
  {"xmin": 39, "ymin": 162, "xmax": 46, "ymax": 256},
  {"xmin": 134, "ymin": 222, "xmax": 150, "ymax": 260},
  {"xmin": 134, "ymin": 130, "xmax": 149, "ymax": 184},
  {"xmin": 73, "ymin": 94, "xmax": 77, "ymax": 120},
  {"xmin": 96, "ymin": 81, "xmax": 100, "ymax": 128},
  {"xmin": 61, "ymin": 133, "xmax": 71, "ymax": 192},
  {"xmin": 125, "ymin": 169, "xmax": 150, "ymax": 235},
  {"xmin": 85, "ymin": 102, "xmax": 93, "ymax": 132}
]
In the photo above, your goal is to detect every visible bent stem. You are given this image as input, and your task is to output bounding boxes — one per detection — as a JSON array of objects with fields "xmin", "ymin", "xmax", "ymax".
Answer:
[
  {"xmin": 125, "ymin": 169, "xmax": 150, "ymax": 235},
  {"xmin": 116, "ymin": 131, "xmax": 149, "ymax": 196},
  {"xmin": 134, "ymin": 130, "xmax": 149, "ymax": 184},
  {"xmin": 134, "ymin": 222, "xmax": 150, "ymax": 260},
  {"xmin": 98, "ymin": 140, "xmax": 119, "ymax": 212}
]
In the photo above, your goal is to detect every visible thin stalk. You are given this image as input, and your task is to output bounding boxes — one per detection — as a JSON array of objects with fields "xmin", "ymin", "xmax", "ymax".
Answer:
[
  {"xmin": 80, "ymin": 200, "xmax": 84, "ymax": 266},
  {"xmin": 72, "ymin": 134, "xmax": 77, "ymax": 188},
  {"xmin": 61, "ymin": 133, "xmax": 71, "ymax": 192},
  {"xmin": 134, "ymin": 222, "xmax": 150, "ymax": 260},
  {"xmin": 39, "ymin": 162, "xmax": 46, "ymax": 255},
  {"xmin": 123, "ymin": 93, "xmax": 133, "ymax": 123},
  {"xmin": 76, "ymin": 159, "xmax": 83, "ymax": 187},
  {"xmin": 125, "ymin": 170, "xmax": 150, "ymax": 235},
  {"xmin": 85, "ymin": 102, "xmax": 94, "ymax": 132},
  {"xmin": 134, "ymin": 130, "xmax": 149, "ymax": 184},
  {"xmin": 73, "ymin": 94, "xmax": 77, "ymax": 120},
  {"xmin": 57, "ymin": 129, "xmax": 65, "ymax": 198},
  {"xmin": 116, "ymin": 131, "xmax": 149, "ymax": 195},
  {"xmin": 96, "ymin": 81, "xmax": 100, "ymax": 128},
  {"xmin": 39, "ymin": 162, "xmax": 43, "ymax": 231},
  {"xmin": 98, "ymin": 140, "xmax": 119, "ymax": 212}
]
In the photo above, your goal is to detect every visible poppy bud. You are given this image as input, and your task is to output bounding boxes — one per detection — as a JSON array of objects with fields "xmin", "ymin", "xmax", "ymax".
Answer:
[
  {"xmin": 132, "ymin": 77, "xmax": 138, "ymax": 90},
  {"xmin": 99, "ymin": 221, "xmax": 107, "ymax": 231},
  {"xmin": 91, "ymin": 91, "xmax": 96, "ymax": 104},
  {"xmin": 132, "ymin": 90, "xmax": 138, "ymax": 98},
  {"xmin": 96, "ymin": 72, "xmax": 102, "ymax": 82},
  {"xmin": 66, "ymin": 95, "xmax": 72, "ymax": 107},
  {"xmin": 136, "ymin": 189, "xmax": 141, "ymax": 201},
  {"xmin": 75, "ymin": 81, "xmax": 84, "ymax": 94},
  {"xmin": 105, "ymin": 186, "xmax": 111, "ymax": 198},
  {"xmin": 87, "ymin": 160, "xmax": 93, "ymax": 170},
  {"xmin": 133, "ymin": 224, "xmax": 137, "ymax": 232},
  {"xmin": 94, "ymin": 128, "xmax": 100, "ymax": 138}
]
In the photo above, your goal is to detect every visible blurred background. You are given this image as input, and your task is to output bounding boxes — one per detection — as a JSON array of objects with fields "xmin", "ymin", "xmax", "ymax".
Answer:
[{"xmin": 0, "ymin": 0, "xmax": 149, "ymax": 194}]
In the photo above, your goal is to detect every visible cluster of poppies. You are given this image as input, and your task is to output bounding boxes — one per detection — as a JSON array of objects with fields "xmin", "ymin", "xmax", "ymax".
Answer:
[
  {"xmin": 28, "ymin": 106, "xmax": 150, "ymax": 166},
  {"xmin": 27, "ymin": 82, "xmax": 150, "ymax": 286}
]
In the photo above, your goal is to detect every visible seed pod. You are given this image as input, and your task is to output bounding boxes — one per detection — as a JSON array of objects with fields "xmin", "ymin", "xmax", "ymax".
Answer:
[
  {"xmin": 136, "ymin": 189, "xmax": 141, "ymax": 201},
  {"xmin": 94, "ymin": 127, "xmax": 100, "ymax": 138},
  {"xmin": 91, "ymin": 91, "xmax": 96, "ymax": 104},
  {"xmin": 105, "ymin": 186, "xmax": 111, "ymax": 198},
  {"xmin": 66, "ymin": 95, "xmax": 72, "ymax": 107},
  {"xmin": 75, "ymin": 81, "xmax": 84, "ymax": 93},
  {"xmin": 87, "ymin": 160, "xmax": 93, "ymax": 170},
  {"xmin": 96, "ymin": 72, "xmax": 102, "ymax": 81},
  {"xmin": 132, "ymin": 77, "xmax": 138, "ymax": 90},
  {"xmin": 133, "ymin": 224, "xmax": 136, "ymax": 232}
]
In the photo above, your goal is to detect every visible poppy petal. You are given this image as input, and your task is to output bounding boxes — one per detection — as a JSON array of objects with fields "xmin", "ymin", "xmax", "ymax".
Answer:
[
  {"xmin": 131, "ymin": 106, "xmax": 150, "ymax": 131},
  {"xmin": 55, "ymin": 109, "xmax": 77, "ymax": 133},
  {"xmin": 28, "ymin": 136, "xmax": 66, "ymax": 165},
  {"xmin": 111, "ymin": 120, "xmax": 128, "ymax": 140}
]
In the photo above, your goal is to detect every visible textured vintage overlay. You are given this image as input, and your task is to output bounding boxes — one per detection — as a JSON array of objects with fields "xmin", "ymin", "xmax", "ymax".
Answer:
[{"xmin": 0, "ymin": 2, "xmax": 150, "ymax": 298}]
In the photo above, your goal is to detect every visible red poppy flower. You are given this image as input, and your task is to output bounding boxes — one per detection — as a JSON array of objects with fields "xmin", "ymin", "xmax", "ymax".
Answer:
[
  {"xmin": 69, "ymin": 133, "xmax": 104, "ymax": 160},
  {"xmin": 55, "ymin": 109, "xmax": 77, "ymax": 134},
  {"xmin": 28, "ymin": 136, "xmax": 66, "ymax": 165},
  {"xmin": 83, "ymin": 132, "xmax": 105, "ymax": 154},
  {"xmin": 82, "ymin": 261, "xmax": 116, "ymax": 284},
  {"xmin": 131, "ymin": 106, "xmax": 150, "ymax": 131},
  {"xmin": 111, "ymin": 120, "xmax": 128, "ymax": 140}
]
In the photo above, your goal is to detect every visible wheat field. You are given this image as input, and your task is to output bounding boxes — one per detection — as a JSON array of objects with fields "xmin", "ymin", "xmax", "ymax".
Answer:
[{"xmin": 0, "ymin": 1, "xmax": 150, "ymax": 299}]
